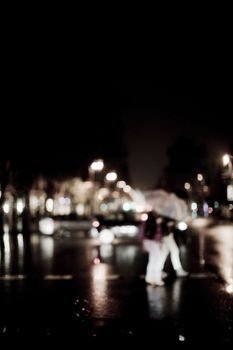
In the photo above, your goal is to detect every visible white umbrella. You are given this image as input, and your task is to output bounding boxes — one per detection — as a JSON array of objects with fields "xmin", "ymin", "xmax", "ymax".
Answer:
[{"xmin": 143, "ymin": 189, "xmax": 189, "ymax": 221}]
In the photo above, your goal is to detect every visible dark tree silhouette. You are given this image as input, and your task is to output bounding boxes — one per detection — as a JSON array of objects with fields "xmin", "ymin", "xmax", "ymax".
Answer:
[{"xmin": 162, "ymin": 137, "xmax": 210, "ymax": 193}]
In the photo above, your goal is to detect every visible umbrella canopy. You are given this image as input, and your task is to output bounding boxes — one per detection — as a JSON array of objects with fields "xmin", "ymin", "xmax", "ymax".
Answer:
[{"xmin": 143, "ymin": 189, "xmax": 189, "ymax": 221}]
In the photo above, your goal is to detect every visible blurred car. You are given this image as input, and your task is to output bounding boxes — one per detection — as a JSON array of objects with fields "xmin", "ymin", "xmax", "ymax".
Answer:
[{"xmin": 89, "ymin": 214, "xmax": 140, "ymax": 242}]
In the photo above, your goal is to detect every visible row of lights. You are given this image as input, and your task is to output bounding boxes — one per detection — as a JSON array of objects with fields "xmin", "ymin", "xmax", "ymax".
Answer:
[
  {"xmin": 2, "ymin": 198, "xmax": 25, "ymax": 215},
  {"xmin": 184, "ymin": 153, "xmax": 232, "ymax": 189},
  {"xmin": 184, "ymin": 173, "xmax": 209, "ymax": 193}
]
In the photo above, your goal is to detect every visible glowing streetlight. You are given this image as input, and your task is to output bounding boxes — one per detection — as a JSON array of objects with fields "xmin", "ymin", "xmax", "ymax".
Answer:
[
  {"xmin": 90, "ymin": 159, "xmax": 104, "ymax": 172},
  {"xmin": 222, "ymin": 154, "xmax": 233, "ymax": 175},
  {"xmin": 104, "ymin": 172, "xmax": 118, "ymax": 209},
  {"xmin": 197, "ymin": 173, "xmax": 203, "ymax": 182},
  {"xmin": 105, "ymin": 172, "xmax": 117, "ymax": 182},
  {"xmin": 222, "ymin": 154, "xmax": 233, "ymax": 178},
  {"xmin": 184, "ymin": 182, "xmax": 191, "ymax": 191},
  {"xmin": 123, "ymin": 185, "xmax": 131, "ymax": 193},
  {"xmin": 116, "ymin": 181, "xmax": 126, "ymax": 189},
  {"xmin": 88, "ymin": 159, "xmax": 104, "ymax": 217},
  {"xmin": 89, "ymin": 159, "xmax": 104, "ymax": 184},
  {"xmin": 223, "ymin": 154, "xmax": 231, "ymax": 167}
]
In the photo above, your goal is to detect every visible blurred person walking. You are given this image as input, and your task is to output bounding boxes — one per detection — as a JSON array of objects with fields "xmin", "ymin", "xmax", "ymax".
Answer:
[
  {"xmin": 143, "ymin": 211, "xmax": 166, "ymax": 286},
  {"xmin": 142, "ymin": 212, "xmax": 188, "ymax": 286}
]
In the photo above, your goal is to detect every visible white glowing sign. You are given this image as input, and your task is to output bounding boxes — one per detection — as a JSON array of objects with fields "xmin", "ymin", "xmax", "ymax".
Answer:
[{"xmin": 227, "ymin": 184, "xmax": 233, "ymax": 201}]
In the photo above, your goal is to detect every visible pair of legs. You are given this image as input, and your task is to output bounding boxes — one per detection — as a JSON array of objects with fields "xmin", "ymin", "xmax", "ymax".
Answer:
[
  {"xmin": 163, "ymin": 233, "xmax": 183, "ymax": 271},
  {"xmin": 143, "ymin": 239, "xmax": 167, "ymax": 286},
  {"xmin": 144, "ymin": 234, "xmax": 186, "ymax": 285}
]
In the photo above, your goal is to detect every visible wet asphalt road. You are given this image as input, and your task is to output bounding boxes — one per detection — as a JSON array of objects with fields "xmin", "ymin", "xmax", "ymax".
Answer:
[{"xmin": 0, "ymin": 220, "xmax": 232, "ymax": 344}]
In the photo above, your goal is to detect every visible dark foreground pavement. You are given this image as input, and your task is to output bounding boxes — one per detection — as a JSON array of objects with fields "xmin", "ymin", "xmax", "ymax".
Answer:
[{"xmin": 0, "ymin": 222, "xmax": 232, "ymax": 345}]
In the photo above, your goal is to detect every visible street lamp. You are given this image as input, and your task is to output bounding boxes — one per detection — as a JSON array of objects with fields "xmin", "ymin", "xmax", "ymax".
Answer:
[
  {"xmin": 104, "ymin": 172, "xmax": 118, "ymax": 218},
  {"xmin": 105, "ymin": 171, "xmax": 118, "ymax": 192},
  {"xmin": 89, "ymin": 159, "xmax": 104, "ymax": 182},
  {"xmin": 116, "ymin": 181, "xmax": 126, "ymax": 189},
  {"xmin": 105, "ymin": 171, "xmax": 117, "ymax": 182},
  {"xmin": 222, "ymin": 154, "xmax": 233, "ymax": 172},
  {"xmin": 88, "ymin": 159, "xmax": 104, "ymax": 217},
  {"xmin": 184, "ymin": 182, "xmax": 191, "ymax": 191},
  {"xmin": 90, "ymin": 159, "xmax": 104, "ymax": 172}
]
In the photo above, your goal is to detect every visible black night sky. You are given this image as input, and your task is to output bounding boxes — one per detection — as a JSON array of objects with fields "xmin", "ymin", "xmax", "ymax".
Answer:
[
  {"xmin": 2, "ymin": 70, "xmax": 233, "ymax": 189},
  {"xmin": 2, "ymin": 7, "xmax": 232, "ymax": 191}
]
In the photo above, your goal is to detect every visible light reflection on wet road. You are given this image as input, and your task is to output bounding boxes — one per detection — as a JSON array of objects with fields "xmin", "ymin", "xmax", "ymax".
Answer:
[
  {"xmin": 0, "ymin": 222, "xmax": 232, "ymax": 342},
  {"xmin": 194, "ymin": 223, "xmax": 233, "ymax": 285}
]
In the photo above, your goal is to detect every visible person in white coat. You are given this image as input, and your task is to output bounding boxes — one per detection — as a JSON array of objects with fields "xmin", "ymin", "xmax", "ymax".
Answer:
[
  {"xmin": 142, "ymin": 211, "xmax": 187, "ymax": 286},
  {"xmin": 162, "ymin": 218, "xmax": 188, "ymax": 277},
  {"xmin": 143, "ymin": 211, "xmax": 166, "ymax": 286}
]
